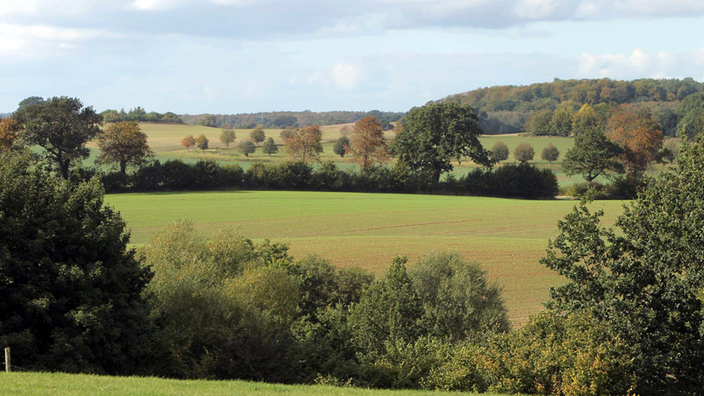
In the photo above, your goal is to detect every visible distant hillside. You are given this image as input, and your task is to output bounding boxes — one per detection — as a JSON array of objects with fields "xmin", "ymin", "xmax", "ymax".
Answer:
[
  {"xmin": 440, "ymin": 78, "xmax": 704, "ymax": 135},
  {"xmin": 180, "ymin": 110, "xmax": 405, "ymax": 129}
]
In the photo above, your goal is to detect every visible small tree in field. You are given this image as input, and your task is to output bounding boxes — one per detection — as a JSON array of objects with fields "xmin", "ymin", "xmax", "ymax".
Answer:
[
  {"xmin": 96, "ymin": 121, "xmax": 154, "ymax": 174},
  {"xmin": 182, "ymin": 135, "xmax": 196, "ymax": 152},
  {"xmin": 541, "ymin": 143, "xmax": 560, "ymax": 164},
  {"xmin": 262, "ymin": 137, "xmax": 278, "ymax": 157},
  {"xmin": 220, "ymin": 124, "xmax": 236, "ymax": 148},
  {"xmin": 334, "ymin": 136, "xmax": 350, "ymax": 157},
  {"xmin": 514, "ymin": 143, "xmax": 535, "ymax": 163},
  {"xmin": 250, "ymin": 126, "xmax": 266, "ymax": 146},
  {"xmin": 195, "ymin": 134, "xmax": 209, "ymax": 152},
  {"xmin": 283, "ymin": 125, "xmax": 323, "ymax": 163},
  {"xmin": 239, "ymin": 140, "xmax": 256, "ymax": 157},
  {"xmin": 490, "ymin": 141, "xmax": 509, "ymax": 163},
  {"xmin": 350, "ymin": 116, "xmax": 389, "ymax": 169}
]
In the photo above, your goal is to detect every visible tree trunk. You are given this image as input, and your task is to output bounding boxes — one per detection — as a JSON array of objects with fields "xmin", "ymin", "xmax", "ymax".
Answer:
[
  {"xmin": 59, "ymin": 160, "xmax": 71, "ymax": 180},
  {"xmin": 432, "ymin": 169, "xmax": 442, "ymax": 191},
  {"xmin": 120, "ymin": 161, "xmax": 127, "ymax": 174}
]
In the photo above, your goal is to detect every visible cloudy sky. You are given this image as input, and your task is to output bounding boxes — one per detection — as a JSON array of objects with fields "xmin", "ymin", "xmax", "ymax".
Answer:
[{"xmin": 1, "ymin": 0, "xmax": 704, "ymax": 114}]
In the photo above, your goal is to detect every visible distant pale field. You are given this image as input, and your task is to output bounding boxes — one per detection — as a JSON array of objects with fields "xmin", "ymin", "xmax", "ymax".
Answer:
[
  {"xmin": 4, "ymin": 373, "xmax": 497, "ymax": 396},
  {"xmin": 105, "ymin": 190, "xmax": 624, "ymax": 323},
  {"xmin": 92, "ymin": 122, "xmax": 585, "ymax": 185}
]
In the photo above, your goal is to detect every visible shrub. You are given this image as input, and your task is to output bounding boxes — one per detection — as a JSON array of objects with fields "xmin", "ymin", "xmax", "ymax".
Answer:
[{"xmin": 489, "ymin": 140, "xmax": 510, "ymax": 163}]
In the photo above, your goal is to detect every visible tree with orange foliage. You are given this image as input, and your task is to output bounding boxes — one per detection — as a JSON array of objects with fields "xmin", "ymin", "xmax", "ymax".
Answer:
[
  {"xmin": 349, "ymin": 116, "xmax": 389, "ymax": 169},
  {"xmin": 606, "ymin": 106, "xmax": 663, "ymax": 176},
  {"xmin": 283, "ymin": 125, "xmax": 323, "ymax": 163},
  {"xmin": 96, "ymin": 121, "xmax": 154, "ymax": 174},
  {"xmin": 181, "ymin": 135, "xmax": 196, "ymax": 152},
  {"xmin": 0, "ymin": 118, "xmax": 22, "ymax": 152}
]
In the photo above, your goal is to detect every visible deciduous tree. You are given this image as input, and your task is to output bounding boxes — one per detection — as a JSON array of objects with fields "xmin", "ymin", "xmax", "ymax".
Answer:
[
  {"xmin": 541, "ymin": 143, "xmax": 560, "ymax": 164},
  {"xmin": 606, "ymin": 106, "xmax": 663, "ymax": 177},
  {"xmin": 14, "ymin": 96, "xmax": 102, "ymax": 179},
  {"xmin": 195, "ymin": 134, "xmax": 209, "ymax": 152},
  {"xmin": 95, "ymin": 121, "xmax": 154, "ymax": 174},
  {"xmin": 333, "ymin": 136, "xmax": 349, "ymax": 157},
  {"xmin": 391, "ymin": 102, "xmax": 491, "ymax": 187},
  {"xmin": 0, "ymin": 117, "xmax": 22, "ymax": 152},
  {"xmin": 262, "ymin": 137, "xmax": 278, "ymax": 157},
  {"xmin": 220, "ymin": 124, "xmax": 236, "ymax": 148},
  {"xmin": 182, "ymin": 135, "xmax": 196, "ymax": 151},
  {"xmin": 250, "ymin": 126, "xmax": 266, "ymax": 146},
  {"xmin": 349, "ymin": 116, "xmax": 389, "ymax": 169},
  {"xmin": 489, "ymin": 140, "xmax": 509, "ymax": 163},
  {"xmin": 514, "ymin": 143, "xmax": 535, "ymax": 162},
  {"xmin": 562, "ymin": 127, "xmax": 623, "ymax": 186},
  {"xmin": 0, "ymin": 152, "xmax": 155, "ymax": 373},
  {"xmin": 283, "ymin": 125, "xmax": 323, "ymax": 163},
  {"xmin": 239, "ymin": 140, "xmax": 256, "ymax": 157}
]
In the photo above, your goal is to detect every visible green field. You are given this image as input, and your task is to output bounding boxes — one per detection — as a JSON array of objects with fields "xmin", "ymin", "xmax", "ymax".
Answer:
[
  {"xmin": 2, "ymin": 373, "xmax": 498, "ymax": 396},
  {"xmin": 105, "ymin": 190, "xmax": 624, "ymax": 323}
]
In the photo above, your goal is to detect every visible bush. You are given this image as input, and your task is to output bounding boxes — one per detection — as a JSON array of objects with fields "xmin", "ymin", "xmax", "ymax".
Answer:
[{"xmin": 514, "ymin": 143, "xmax": 535, "ymax": 162}]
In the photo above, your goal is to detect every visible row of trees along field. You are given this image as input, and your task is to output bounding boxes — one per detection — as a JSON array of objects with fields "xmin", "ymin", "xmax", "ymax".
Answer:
[
  {"xmin": 100, "ymin": 106, "xmax": 183, "ymax": 124},
  {"xmin": 3, "ymin": 129, "xmax": 704, "ymax": 395},
  {"xmin": 0, "ymin": 96, "xmax": 557, "ymax": 198},
  {"xmin": 182, "ymin": 109, "xmax": 403, "ymax": 129},
  {"xmin": 440, "ymin": 77, "xmax": 704, "ymax": 135}
]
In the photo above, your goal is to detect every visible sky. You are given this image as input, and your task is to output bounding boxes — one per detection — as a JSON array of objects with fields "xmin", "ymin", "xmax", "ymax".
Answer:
[{"xmin": 1, "ymin": 0, "xmax": 704, "ymax": 114}]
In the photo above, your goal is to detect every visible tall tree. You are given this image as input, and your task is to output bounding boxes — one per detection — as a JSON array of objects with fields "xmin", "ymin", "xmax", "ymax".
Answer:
[
  {"xmin": 181, "ymin": 135, "xmax": 196, "ymax": 152},
  {"xmin": 606, "ymin": 106, "xmax": 663, "ymax": 177},
  {"xmin": 250, "ymin": 126, "xmax": 266, "ymax": 146},
  {"xmin": 526, "ymin": 109, "xmax": 554, "ymax": 136},
  {"xmin": 391, "ymin": 102, "xmax": 491, "ymax": 187},
  {"xmin": 96, "ymin": 121, "xmax": 154, "ymax": 174},
  {"xmin": 0, "ymin": 152, "xmax": 155, "ymax": 374},
  {"xmin": 220, "ymin": 124, "xmax": 236, "ymax": 148},
  {"xmin": 541, "ymin": 133, "xmax": 704, "ymax": 393},
  {"xmin": 349, "ymin": 116, "xmax": 389, "ymax": 169},
  {"xmin": 562, "ymin": 127, "xmax": 623, "ymax": 186},
  {"xmin": 283, "ymin": 125, "xmax": 323, "ymax": 163},
  {"xmin": 14, "ymin": 96, "xmax": 102, "ymax": 179},
  {"xmin": 0, "ymin": 117, "xmax": 22, "ymax": 153},
  {"xmin": 676, "ymin": 92, "xmax": 704, "ymax": 139}
]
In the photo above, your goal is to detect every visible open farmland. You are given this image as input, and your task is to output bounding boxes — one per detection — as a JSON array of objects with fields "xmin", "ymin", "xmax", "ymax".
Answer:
[
  {"xmin": 106, "ymin": 190, "xmax": 624, "ymax": 323},
  {"xmin": 3, "ymin": 373, "xmax": 498, "ymax": 396}
]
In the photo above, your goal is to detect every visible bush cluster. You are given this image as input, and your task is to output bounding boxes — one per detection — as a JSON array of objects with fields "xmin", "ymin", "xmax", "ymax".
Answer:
[{"xmin": 99, "ymin": 159, "xmax": 558, "ymax": 199}]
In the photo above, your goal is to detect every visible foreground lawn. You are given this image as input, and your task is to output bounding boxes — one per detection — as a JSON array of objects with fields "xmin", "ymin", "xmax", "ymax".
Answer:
[
  {"xmin": 105, "ymin": 191, "xmax": 624, "ymax": 323},
  {"xmin": 3, "ymin": 373, "xmax": 497, "ymax": 396}
]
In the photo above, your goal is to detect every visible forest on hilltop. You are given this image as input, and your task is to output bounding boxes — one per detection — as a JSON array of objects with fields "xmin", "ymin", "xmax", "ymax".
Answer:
[{"xmin": 440, "ymin": 77, "xmax": 704, "ymax": 136}]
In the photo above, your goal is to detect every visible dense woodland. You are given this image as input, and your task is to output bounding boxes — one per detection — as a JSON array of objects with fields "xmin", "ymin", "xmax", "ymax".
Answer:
[
  {"xmin": 441, "ymin": 78, "xmax": 704, "ymax": 136},
  {"xmin": 100, "ymin": 107, "xmax": 183, "ymax": 124}
]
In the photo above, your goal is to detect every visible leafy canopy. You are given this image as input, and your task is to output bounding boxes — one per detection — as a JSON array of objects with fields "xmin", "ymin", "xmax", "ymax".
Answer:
[{"xmin": 391, "ymin": 102, "xmax": 491, "ymax": 186}]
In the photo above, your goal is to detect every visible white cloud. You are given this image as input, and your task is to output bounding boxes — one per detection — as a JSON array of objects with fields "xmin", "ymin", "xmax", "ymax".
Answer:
[
  {"xmin": 330, "ymin": 63, "xmax": 364, "ymax": 90},
  {"xmin": 576, "ymin": 48, "xmax": 698, "ymax": 80},
  {"xmin": 0, "ymin": 23, "xmax": 107, "ymax": 61}
]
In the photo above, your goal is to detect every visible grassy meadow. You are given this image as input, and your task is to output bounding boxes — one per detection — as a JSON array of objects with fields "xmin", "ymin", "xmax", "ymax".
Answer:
[
  {"xmin": 2, "ymin": 373, "xmax": 500, "ymax": 396},
  {"xmin": 106, "ymin": 190, "xmax": 625, "ymax": 323}
]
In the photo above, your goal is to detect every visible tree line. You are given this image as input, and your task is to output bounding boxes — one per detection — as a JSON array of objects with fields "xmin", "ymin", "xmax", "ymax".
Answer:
[
  {"xmin": 101, "ymin": 106, "xmax": 183, "ymax": 124},
  {"xmin": 441, "ymin": 78, "xmax": 704, "ymax": 135},
  {"xmin": 182, "ymin": 110, "xmax": 403, "ymax": 129},
  {"xmin": 3, "ymin": 131, "xmax": 704, "ymax": 395}
]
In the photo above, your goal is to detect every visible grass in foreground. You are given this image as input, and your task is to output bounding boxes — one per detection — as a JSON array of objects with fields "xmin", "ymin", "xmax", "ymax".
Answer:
[
  {"xmin": 2, "ymin": 373, "xmax": 499, "ymax": 396},
  {"xmin": 105, "ymin": 190, "xmax": 624, "ymax": 323}
]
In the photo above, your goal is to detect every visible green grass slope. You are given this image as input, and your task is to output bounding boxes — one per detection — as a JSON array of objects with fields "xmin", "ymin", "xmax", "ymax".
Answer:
[
  {"xmin": 105, "ymin": 190, "xmax": 624, "ymax": 323},
  {"xmin": 2, "ymin": 373, "xmax": 499, "ymax": 396}
]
